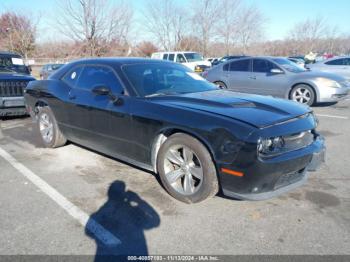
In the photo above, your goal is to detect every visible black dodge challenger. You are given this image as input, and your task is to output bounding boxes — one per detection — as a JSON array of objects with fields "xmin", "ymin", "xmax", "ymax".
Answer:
[{"xmin": 24, "ymin": 58, "xmax": 325, "ymax": 203}]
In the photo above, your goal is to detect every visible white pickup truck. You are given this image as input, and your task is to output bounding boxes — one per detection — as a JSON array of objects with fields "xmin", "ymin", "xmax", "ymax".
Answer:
[{"xmin": 151, "ymin": 51, "xmax": 211, "ymax": 72}]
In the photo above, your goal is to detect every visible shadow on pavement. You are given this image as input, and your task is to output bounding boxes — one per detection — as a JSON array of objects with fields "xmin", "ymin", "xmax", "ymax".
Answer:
[{"xmin": 85, "ymin": 180, "xmax": 160, "ymax": 261}]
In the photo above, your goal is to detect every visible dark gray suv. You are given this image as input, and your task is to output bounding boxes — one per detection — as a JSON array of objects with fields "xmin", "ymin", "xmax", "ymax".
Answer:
[{"xmin": 0, "ymin": 51, "xmax": 35, "ymax": 117}]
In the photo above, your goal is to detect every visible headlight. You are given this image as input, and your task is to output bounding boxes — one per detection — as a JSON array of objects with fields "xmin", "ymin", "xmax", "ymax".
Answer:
[
  {"xmin": 316, "ymin": 78, "xmax": 341, "ymax": 88},
  {"xmin": 258, "ymin": 136, "xmax": 284, "ymax": 155},
  {"xmin": 258, "ymin": 130, "xmax": 314, "ymax": 157}
]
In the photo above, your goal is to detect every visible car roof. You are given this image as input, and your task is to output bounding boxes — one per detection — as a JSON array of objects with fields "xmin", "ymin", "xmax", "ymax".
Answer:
[
  {"xmin": 68, "ymin": 57, "xmax": 176, "ymax": 66},
  {"xmin": 50, "ymin": 57, "xmax": 178, "ymax": 79},
  {"xmin": 44, "ymin": 63, "xmax": 64, "ymax": 66},
  {"xmin": 0, "ymin": 51, "xmax": 22, "ymax": 57},
  {"xmin": 224, "ymin": 56, "xmax": 286, "ymax": 61},
  {"xmin": 324, "ymin": 56, "xmax": 350, "ymax": 61},
  {"xmin": 153, "ymin": 51, "xmax": 198, "ymax": 54}
]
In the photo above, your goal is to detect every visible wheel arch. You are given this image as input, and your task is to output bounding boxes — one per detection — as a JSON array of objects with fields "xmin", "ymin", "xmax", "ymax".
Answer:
[
  {"xmin": 151, "ymin": 127, "xmax": 216, "ymax": 174},
  {"xmin": 33, "ymin": 100, "xmax": 49, "ymax": 115}
]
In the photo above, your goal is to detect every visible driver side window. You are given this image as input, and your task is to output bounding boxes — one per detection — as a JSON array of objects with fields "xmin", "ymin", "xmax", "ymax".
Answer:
[{"xmin": 253, "ymin": 59, "xmax": 279, "ymax": 73}]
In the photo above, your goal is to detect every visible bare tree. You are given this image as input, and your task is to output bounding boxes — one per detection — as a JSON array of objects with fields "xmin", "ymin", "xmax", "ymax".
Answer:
[
  {"xmin": 0, "ymin": 12, "xmax": 38, "ymax": 58},
  {"xmin": 56, "ymin": 0, "xmax": 133, "ymax": 56},
  {"xmin": 176, "ymin": 36, "xmax": 202, "ymax": 51},
  {"xmin": 235, "ymin": 5, "xmax": 266, "ymax": 54},
  {"xmin": 288, "ymin": 16, "xmax": 327, "ymax": 53},
  {"xmin": 135, "ymin": 41, "xmax": 158, "ymax": 57},
  {"xmin": 142, "ymin": 0, "xmax": 189, "ymax": 51},
  {"xmin": 216, "ymin": 0, "xmax": 241, "ymax": 55},
  {"xmin": 191, "ymin": 0, "xmax": 221, "ymax": 56}
]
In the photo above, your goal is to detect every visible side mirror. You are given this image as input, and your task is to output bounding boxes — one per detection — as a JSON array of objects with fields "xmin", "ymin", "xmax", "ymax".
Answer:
[
  {"xmin": 270, "ymin": 68, "xmax": 284, "ymax": 74},
  {"xmin": 92, "ymin": 85, "xmax": 111, "ymax": 96}
]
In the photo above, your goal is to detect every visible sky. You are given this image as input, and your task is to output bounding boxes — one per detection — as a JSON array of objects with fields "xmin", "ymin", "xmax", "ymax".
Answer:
[{"xmin": 1, "ymin": 0, "xmax": 349, "ymax": 43}]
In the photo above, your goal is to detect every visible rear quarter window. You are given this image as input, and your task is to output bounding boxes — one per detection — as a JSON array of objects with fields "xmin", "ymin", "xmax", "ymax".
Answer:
[{"xmin": 62, "ymin": 66, "xmax": 84, "ymax": 88}]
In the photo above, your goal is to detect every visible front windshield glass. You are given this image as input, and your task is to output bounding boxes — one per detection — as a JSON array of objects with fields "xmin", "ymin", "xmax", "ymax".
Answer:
[
  {"xmin": 183, "ymin": 53, "xmax": 204, "ymax": 62},
  {"xmin": 273, "ymin": 58, "xmax": 306, "ymax": 73},
  {"xmin": 0, "ymin": 56, "xmax": 29, "ymax": 74},
  {"xmin": 122, "ymin": 63, "xmax": 218, "ymax": 97}
]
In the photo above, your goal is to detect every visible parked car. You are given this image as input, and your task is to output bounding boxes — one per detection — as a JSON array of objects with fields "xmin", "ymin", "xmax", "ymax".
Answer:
[
  {"xmin": 40, "ymin": 63, "xmax": 64, "ymax": 80},
  {"xmin": 25, "ymin": 58, "xmax": 325, "ymax": 203},
  {"xmin": 287, "ymin": 57, "xmax": 305, "ymax": 69},
  {"xmin": 151, "ymin": 51, "xmax": 211, "ymax": 72},
  {"xmin": 203, "ymin": 56, "xmax": 349, "ymax": 106},
  {"xmin": 206, "ymin": 57, "xmax": 219, "ymax": 65},
  {"xmin": 308, "ymin": 56, "xmax": 350, "ymax": 81},
  {"xmin": 211, "ymin": 55, "xmax": 249, "ymax": 66},
  {"xmin": 0, "ymin": 51, "xmax": 35, "ymax": 117}
]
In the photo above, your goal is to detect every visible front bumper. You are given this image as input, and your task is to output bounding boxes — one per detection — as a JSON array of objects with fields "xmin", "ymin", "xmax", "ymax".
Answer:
[
  {"xmin": 0, "ymin": 97, "xmax": 27, "ymax": 117},
  {"xmin": 220, "ymin": 136, "xmax": 325, "ymax": 200},
  {"xmin": 318, "ymin": 86, "xmax": 349, "ymax": 102}
]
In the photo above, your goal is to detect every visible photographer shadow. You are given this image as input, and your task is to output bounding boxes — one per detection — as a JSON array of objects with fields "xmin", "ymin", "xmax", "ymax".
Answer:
[{"xmin": 85, "ymin": 180, "xmax": 160, "ymax": 261}]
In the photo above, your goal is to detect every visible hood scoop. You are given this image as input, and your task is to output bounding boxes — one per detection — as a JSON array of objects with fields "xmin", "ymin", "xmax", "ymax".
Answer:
[{"xmin": 230, "ymin": 101, "xmax": 257, "ymax": 108}]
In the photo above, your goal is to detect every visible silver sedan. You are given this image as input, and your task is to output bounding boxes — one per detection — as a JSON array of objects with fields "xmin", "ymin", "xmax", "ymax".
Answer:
[
  {"xmin": 308, "ymin": 56, "xmax": 350, "ymax": 81},
  {"xmin": 203, "ymin": 56, "xmax": 349, "ymax": 106}
]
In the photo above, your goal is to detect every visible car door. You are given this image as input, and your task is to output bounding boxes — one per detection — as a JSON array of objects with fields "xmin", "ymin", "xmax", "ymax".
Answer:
[
  {"xmin": 225, "ymin": 58, "xmax": 253, "ymax": 92},
  {"xmin": 68, "ymin": 65, "xmax": 133, "ymax": 157},
  {"xmin": 56, "ymin": 65, "xmax": 85, "ymax": 137},
  {"xmin": 249, "ymin": 58, "xmax": 288, "ymax": 98}
]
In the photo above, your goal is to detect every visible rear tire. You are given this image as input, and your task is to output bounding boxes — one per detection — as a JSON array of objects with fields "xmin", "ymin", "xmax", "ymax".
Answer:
[
  {"xmin": 290, "ymin": 84, "xmax": 316, "ymax": 106},
  {"xmin": 157, "ymin": 133, "xmax": 219, "ymax": 203},
  {"xmin": 37, "ymin": 106, "xmax": 66, "ymax": 148},
  {"xmin": 214, "ymin": 81, "xmax": 227, "ymax": 89}
]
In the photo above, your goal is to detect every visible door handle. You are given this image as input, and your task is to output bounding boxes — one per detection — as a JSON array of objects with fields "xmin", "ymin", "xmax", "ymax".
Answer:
[{"xmin": 249, "ymin": 76, "xmax": 256, "ymax": 80}]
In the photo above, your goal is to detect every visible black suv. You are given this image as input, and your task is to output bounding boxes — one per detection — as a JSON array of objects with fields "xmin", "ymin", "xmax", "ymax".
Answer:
[{"xmin": 0, "ymin": 51, "xmax": 35, "ymax": 117}]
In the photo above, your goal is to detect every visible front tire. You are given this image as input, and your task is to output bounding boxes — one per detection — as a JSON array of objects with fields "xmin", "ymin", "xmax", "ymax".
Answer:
[
  {"xmin": 37, "ymin": 106, "xmax": 66, "ymax": 148},
  {"xmin": 290, "ymin": 84, "xmax": 316, "ymax": 106},
  {"xmin": 157, "ymin": 133, "xmax": 219, "ymax": 203}
]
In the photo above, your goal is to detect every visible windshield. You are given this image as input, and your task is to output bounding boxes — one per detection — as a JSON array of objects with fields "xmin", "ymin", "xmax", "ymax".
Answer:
[
  {"xmin": 122, "ymin": 63, "xmax": 218, "ymax": 97},
  {"xmin": 273, "ymin": 58, "xmax": 306, "ymax": 73},
  {"xmin": 0, "ymin": 56, "xmax": 30, "ymax": 75},
  {"xmin": 183, "ymin": 53, "xmax": 204, "ymax": 62}
]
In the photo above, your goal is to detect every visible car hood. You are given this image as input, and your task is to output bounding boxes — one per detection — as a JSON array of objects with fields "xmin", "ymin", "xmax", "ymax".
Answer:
[
  {"xmin": 0, "ymin": 72, "xmax": 35, "ymax": 81},
  {"xmin": 150, "ymin": 90, "xmax": 311, "ymax": 128}
]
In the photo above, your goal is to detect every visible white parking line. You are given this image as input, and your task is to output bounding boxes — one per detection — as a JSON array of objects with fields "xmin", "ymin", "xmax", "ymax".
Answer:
[
  {"xmin": 0, "ymin": 147, "xmax": 121, "ymax": 247},
  {"xmin": 316, "ymin": 114, "xmax": 348, "ymax": 120}
]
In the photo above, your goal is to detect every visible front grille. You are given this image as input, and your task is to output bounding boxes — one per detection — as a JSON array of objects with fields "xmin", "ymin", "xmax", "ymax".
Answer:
[{"xmin": 0, "ymin": 81, "xmax": 28, "ymax": 97}]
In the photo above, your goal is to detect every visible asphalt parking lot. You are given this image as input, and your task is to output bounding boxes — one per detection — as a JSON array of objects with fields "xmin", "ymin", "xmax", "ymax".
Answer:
[{"xmin": 0, "ymin": 99, "xmax": 349, "ymax": 256}]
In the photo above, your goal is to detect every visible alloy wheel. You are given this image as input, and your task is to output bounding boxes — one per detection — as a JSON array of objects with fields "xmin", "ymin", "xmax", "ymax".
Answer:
[
  {"xmin": 163, "ymin": 145, "xmax": 203, "ymax": 195},
  {"xmin": 292, "ymin": 87, "xmax": 311, "ymax": 104},
  {"xmin": 39, "ymin": 113, "xmax": 54, "ymax": 143}
]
